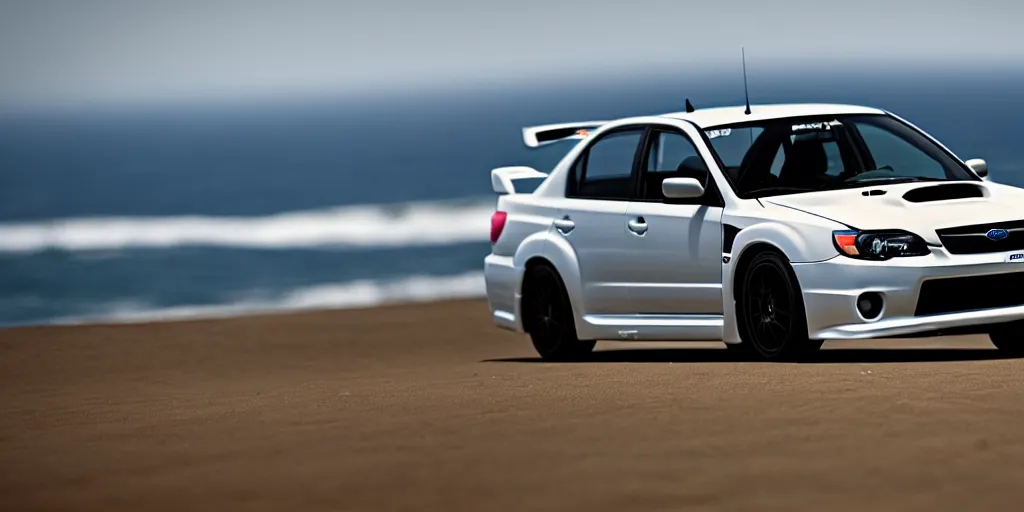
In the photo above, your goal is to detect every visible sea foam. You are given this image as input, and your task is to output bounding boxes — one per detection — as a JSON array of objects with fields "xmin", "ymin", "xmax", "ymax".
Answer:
[{"xmin": 0, "ymin": 197, "xmax": 495, "ymax": 253}]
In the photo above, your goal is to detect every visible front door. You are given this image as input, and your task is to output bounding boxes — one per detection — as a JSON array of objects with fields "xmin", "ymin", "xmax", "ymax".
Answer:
[{"xmin": 623, "ymin": 127, "xmax": 724, "ymax": 315}]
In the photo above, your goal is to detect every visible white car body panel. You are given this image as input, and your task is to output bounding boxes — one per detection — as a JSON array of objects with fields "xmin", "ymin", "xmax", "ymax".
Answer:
[
  {"xmin": 622, "ymin": 201, "xmax": 724, "ymax": 315},
  {"xmin": 764, "ymin": 181, "xmax": 1024, "ymax": 243},
  {"xmin": 484, "ymin": 102, "xmax": 1023, "ymax": 346}
]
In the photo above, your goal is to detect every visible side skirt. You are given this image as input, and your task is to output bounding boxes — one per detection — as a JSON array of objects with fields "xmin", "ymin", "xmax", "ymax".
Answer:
[{"xmin": 580, "ymin": 314, "xmax": 724, "ymax": 341}]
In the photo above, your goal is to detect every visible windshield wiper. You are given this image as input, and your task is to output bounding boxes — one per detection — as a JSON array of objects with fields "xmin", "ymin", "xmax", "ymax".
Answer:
[
  {"xmin": 742, "ymin": 186, "xmax": 815, "ymax": 198},
  {"xmin": 840, "ymin": 176, "xmax": 945, "ymax": 186}
]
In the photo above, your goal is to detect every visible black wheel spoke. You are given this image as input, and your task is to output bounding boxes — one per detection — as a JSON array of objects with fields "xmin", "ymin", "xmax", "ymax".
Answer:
[
  {"xmin": 736, "ymin": 254, "xmax": 819, "ymax": 362},
  {"xmin": 743, "ymin": 260, "xmax": 794, "ymax": 354}
]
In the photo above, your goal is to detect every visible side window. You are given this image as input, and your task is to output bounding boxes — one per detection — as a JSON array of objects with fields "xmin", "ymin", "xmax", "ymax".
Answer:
[
  {"xmin": 855, "ymin": 122, "xmax": 946, "ymax": 178},
  {"xmin": 707, "ymin": 127, "xmax": 763, "ymax": 168},
  {"xmin": 639, "ymin": 130, "xmax": 709, "ymax": 202},
  {"xmin": 706, "ymin": 127, "xmax": 763, "ymax": 181},
  {"xmin": 568, "ymin": 129, "xmax": 643, "ymax": 200}
]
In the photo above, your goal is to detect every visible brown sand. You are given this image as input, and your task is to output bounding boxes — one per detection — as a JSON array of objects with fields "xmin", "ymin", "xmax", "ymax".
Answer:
[{"xmin": 2, "ymin": 298, "xmax": 1024, "ymax": 511}]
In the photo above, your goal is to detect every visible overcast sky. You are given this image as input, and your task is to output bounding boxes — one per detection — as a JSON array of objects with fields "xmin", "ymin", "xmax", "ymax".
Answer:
[{"xmin": 0, "ymin": 0, "xmax": 1021, "ymax": 110}]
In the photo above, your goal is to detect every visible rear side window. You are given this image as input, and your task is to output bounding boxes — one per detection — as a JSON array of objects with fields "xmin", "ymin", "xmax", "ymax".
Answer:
[{"xmin": 567, "ymin": 129, "xmax": 643, "ymax": 200}]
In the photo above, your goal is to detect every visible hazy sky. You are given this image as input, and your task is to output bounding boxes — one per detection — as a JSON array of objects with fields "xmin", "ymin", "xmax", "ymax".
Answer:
[{"xmin": 1, "ymin": 0, "xmax": 1021, "ymax": 109}]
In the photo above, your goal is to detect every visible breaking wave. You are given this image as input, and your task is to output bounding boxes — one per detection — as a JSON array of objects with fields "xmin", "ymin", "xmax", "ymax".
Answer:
[
  {"xmin": 51, "ymin": 271, "xmax": 486, "ymax": 326},
  {"xmin": 0, "ymin": 198, "xmax": 495, "ymax": 253}
]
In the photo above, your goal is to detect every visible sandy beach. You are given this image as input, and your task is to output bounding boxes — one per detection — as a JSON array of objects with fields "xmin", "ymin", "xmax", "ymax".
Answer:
[{"xmin": 2, "ymin": 298, "xmax": 1024, "ymax": 511}]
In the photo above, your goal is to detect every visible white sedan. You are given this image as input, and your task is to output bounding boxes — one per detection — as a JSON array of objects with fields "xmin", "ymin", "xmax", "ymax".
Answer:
[{"xmin": 483, "ymin": 102, "xmax": 1024, "ymax": 361}]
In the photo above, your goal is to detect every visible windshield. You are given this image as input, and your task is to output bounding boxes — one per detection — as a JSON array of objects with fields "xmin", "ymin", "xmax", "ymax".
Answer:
[{"xmin": 703, "ymin": 114, "xmax": 978, "ymax": 199}]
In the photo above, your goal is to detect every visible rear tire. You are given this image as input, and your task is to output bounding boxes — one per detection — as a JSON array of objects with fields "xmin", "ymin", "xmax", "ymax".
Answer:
[
  {"xmin": 989, "ymin": 321, "xmax": 1024, "ymax": 356},
  {"xmin": 734, "ymin": 251, "xmax": 822, "ymax": 362},
  {"xmin": 522, "ymin": 264, "xmax": 595, "ymax": 361}
]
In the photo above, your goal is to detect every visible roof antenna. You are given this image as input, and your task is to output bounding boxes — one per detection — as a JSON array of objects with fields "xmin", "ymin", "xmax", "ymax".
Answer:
[
  {"xmin": 742, "ymin": 47, "xmax": 751, "ymax": 115},
  {"xmin": 685, "ymin": 98, "xmax": 695, "ymax": 113}
]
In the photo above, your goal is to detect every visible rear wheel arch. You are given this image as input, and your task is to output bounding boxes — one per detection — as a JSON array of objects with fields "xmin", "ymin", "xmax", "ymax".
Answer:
[
  {"xmin": 518, "ymin": 260, "xmax": 596, "ymax": 360},
  {"xmin": 515, "ymin": 234, "xmax": 585, "ymax": 314},
  {"xmin": 519, "ymin": 256, "xmax": 591, "ymax": 339},
  {"xmin": 522, "ymin": 257, "xmax": 557, "ymax": 299}
]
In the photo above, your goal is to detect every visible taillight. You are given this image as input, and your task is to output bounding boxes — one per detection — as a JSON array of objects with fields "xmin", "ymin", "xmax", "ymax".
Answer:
[{"xmin": 490, "ymin": 211, "xmax": 508, "ymax": 244}]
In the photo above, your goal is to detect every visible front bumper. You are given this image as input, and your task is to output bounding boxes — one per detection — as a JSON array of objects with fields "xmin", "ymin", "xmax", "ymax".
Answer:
[{"xmin": 793, "ymin": 248, "xmax": 1024, "ymax": 340}]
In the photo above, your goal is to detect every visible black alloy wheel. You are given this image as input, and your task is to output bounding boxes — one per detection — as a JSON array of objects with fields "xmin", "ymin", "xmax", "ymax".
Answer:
[
  {"xmin": 734, "ymin": 251, "xmax": 822, "ymax": 361},
  {"xmin": 522, "ymin": 264, "xmax": 595, "ymax": 361}
]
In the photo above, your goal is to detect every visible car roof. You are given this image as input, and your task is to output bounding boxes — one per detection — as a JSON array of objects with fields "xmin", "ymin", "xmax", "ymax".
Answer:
[{"xmin": 659, "ymin": 103, "xmax": 886, "ymax": 129}]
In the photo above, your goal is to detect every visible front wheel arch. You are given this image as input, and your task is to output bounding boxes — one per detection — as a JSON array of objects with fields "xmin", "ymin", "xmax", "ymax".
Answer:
[
  {"xmin": 730, "ymin": 246, "xmax": 822, "ymax": 361},
  {"xmin": 732, "ymin": 242, "xmax": 789, "ymax": 300}
]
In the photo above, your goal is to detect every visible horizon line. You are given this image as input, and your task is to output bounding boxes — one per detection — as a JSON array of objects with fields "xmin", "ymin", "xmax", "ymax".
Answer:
[{"xmin": 2, "ymin": 56, "xmax": 1022, "ymax": 118}]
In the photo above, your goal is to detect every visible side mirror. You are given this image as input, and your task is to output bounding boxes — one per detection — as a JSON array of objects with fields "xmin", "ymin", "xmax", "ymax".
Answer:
[
  {"xmin": 966, "ymin": 158, "xmax": 988, "ymax": 179},
  {"xmin": 662, "ymin": 177, "xmax": 705, "ymax": 199}
]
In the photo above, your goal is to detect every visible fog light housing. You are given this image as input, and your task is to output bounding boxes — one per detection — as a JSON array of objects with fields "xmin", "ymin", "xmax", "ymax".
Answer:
[{"xmin": 857, "ymin": 292, "xmax": 884, "ymax": 320}]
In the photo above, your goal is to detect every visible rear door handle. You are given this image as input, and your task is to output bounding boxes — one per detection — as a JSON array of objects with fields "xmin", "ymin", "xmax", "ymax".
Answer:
[
  {"xmin": 627, "ymin": 216, "xmax": 648, "ymax": 236},
  {"xmin": 553, "ymin": 216, "xmax": 575, "ymax": 234}
]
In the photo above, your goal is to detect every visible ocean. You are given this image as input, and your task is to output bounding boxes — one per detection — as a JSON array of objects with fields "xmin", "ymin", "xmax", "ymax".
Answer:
[{"xmin": 2, "ymin": 65, "xmax": 1023, "ymax": 327}]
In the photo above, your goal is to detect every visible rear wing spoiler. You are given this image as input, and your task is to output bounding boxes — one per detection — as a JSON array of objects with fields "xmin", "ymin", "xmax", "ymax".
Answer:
[
  {"xmin": 522, "ymin": 120, "xmax": 608, "ymax": 148},
  {"xmin": 491, "ymin": 166, "xmax": 547, "ymax": 195},
  {"xmin": 491, "ymin": 120, "xmax": 608, "ymax": 194}
]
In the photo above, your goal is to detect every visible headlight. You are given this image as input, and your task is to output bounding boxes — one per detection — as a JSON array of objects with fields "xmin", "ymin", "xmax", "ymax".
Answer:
[{"xmin": 832, "ymin": 230, "xmax": 931, "ymax": 260}]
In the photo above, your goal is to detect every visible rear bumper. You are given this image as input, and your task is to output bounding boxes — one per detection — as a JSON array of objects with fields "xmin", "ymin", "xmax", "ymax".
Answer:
[
  {"xmin": 793, "ymin": 250, "xmax": 1024, "ymax": 340},
  {"xmin": 484, "ymin": 254, "xmax": 525, "ymax": 333}
]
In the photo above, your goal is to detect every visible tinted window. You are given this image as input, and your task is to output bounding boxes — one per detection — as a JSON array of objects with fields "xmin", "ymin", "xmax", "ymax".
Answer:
[
  {"xmin": 781, "ymin": 128, "xmax": 848, "ymax": 180},
  {"xmin": 856, "ymin": 123, "xmax": 946, "ymax": 179},
  {"xmin": 640, "ymin": 130, "xmax": 707, "ymax": 202},
  {"xmin": 707, "ymin": 127, "xmax": 761, "ymax": 182},
  {"xmin": 702, "ymin": 114, "xmax": 975, "ymax": 199},
  {"xmin": 708, "ymin": 127, "xmax": 761, "ymax": 166},
  {"xmin": 569, "ymin": 129, "xmax": 642, "ymax": 200}
]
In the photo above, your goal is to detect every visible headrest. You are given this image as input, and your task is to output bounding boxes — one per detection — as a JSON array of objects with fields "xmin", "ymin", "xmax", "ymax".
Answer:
[{"xmin": 677, "ymin": 156, "xmax": 708, "ymax": 173}]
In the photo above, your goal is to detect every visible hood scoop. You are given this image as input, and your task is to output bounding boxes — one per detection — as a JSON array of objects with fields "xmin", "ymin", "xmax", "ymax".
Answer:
[{"xmin": 902, "ymin": 183, "xmax": 986, "ymax": 203}]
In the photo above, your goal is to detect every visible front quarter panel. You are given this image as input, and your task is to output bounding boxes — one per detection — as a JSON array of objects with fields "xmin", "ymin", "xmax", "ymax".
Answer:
[{"xmin": 720, "ymin": 202, "xmax": 847, "ymax": 343}]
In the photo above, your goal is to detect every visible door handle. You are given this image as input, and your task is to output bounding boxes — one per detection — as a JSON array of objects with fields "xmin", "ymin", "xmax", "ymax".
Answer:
[
  {"xmin": 627, "ymin": 216, "xmax": 648, "ymax": 236},
  {"xmin": 553, "ymin": 216, "xmax": 575, "ymax": 234}
]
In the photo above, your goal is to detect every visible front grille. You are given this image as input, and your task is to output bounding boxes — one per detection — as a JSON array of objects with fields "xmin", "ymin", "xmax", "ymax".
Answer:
[
  {"xmin": 915, "ymin": 271, "xmax": 1024, "ymax": 316},
  {"xmin": 936, "ymin": 220, "xmax": 1024, "ymax": 255}
]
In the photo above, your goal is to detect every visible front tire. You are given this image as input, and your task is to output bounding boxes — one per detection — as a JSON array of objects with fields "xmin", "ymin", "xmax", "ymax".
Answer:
[
  {"xmin": 989, "ymin": 321, "xmax": 1024, "ymax": 356},
  {"xmin": 734, "ymin": 251, "xmax": 822, "ymax": 362},
  {"xmin": 522, "ymin": 264, "xmax": 595, "ymax": 361}
]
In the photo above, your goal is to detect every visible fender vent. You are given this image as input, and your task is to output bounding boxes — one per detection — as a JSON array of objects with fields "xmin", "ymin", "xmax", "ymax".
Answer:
[
  {"xmin": 723, "ymin": 224, "xmax": 740, "ymax": 253},
  {"xmin": 902, "ymin": 183, "xmax": 984, "ymax": 203}
]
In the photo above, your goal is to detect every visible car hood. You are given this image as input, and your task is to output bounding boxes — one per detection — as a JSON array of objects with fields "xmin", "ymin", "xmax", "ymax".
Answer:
[{"xmin": 762, "ymin": 181, "xmax": 1024, "ymax": 245}]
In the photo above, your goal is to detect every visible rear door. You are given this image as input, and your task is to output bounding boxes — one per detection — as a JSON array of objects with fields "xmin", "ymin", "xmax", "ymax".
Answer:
[
  {"xmin": 556, "ymin": 127, "xmax": 645, "ymax": 315},
  {"xmin": 623, "ymin": 125, "xmax": 725, "ymax": 315}
]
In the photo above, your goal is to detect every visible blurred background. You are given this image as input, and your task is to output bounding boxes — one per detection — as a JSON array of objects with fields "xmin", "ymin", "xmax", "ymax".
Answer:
[{"xmin": 1, "ymin": 0, "xmax": 1021, "ymax": 327}]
